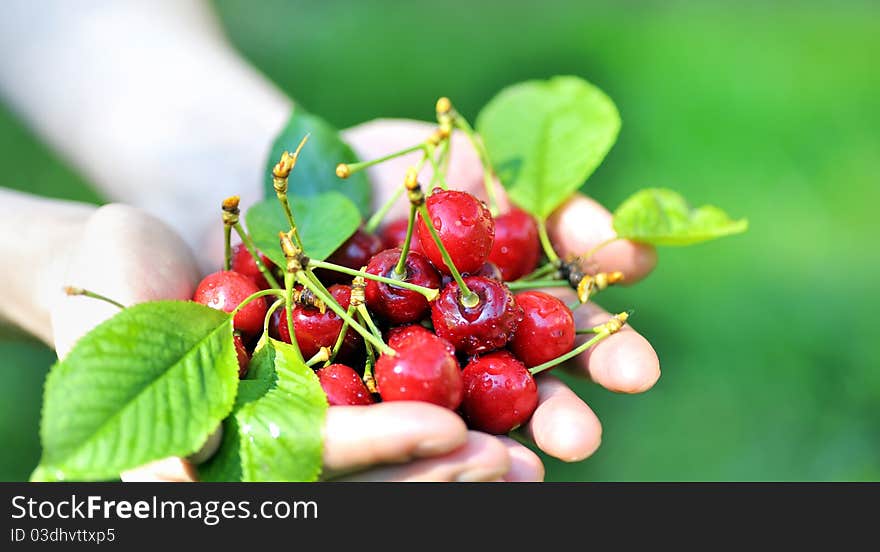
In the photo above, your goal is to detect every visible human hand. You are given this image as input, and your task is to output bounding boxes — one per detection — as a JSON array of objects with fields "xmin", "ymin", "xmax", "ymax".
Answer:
[{"xmin": 343, "ymin": 119, "xmax": 661, "ymax": 463}]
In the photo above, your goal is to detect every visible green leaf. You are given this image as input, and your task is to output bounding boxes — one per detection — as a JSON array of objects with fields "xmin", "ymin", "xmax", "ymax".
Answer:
[
  {"xmin": 477, "ymin": 75, "xmax": 621, "ymax": 220},
  {"xmin": 198, "ymin": 339, "xmax": 327, "ymax": 482},
  {"xmin": 612, "ymin": 188, "xmax": 749, "ymax": 246},
  {"xmin": 245, "ymin": 192, "xmax": 361, "ymax": 266},
  {"xmin": 264, "ymin": 107, "xmax": 372, "ymax": 217},
  {"xmin": 33, "ymin": 302, "xmax": 238, "ymax": 481}
]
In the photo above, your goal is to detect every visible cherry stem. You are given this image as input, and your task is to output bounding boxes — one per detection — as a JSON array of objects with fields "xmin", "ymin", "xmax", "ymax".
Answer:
[
  {"xmin": 360, "ymin": 320, "xmax": 377, "ymax": 392},
  {"xmin": 284, "ymin": 272, "xmax": 305, "ymax": 364},
  {"xmin": 393, "ymin": 204, "xmax": 418, "ymax": 278},
  {"xmin": 306, "ymin": 348, "xmax": 330, "ymax": 367},
  {"xmin": 582, "ymin": 237, "xmax": 620, "ymax": 261},
  {"xmin": 575, "ymin": 327, "xmax": 601, "ymax": 335},
  {"xmin": 231, "ymin": 222, "xmax": 282, "ymax": 289},
  {"xmin": 537, "ymin": 220, "xmax": 560, "ymax": 263},
  {"xmin": 223, "ymin": 225, "xmax": 233, "ymax": 271},
  {"xmin": 296, "ymin": 272, "xmax": 395, "ymax": 356},
  {"xmin": 519, "ymin": 262, "xmax": 557, "ymax": 281},
  {"xmin": 454, "ymin": 116, "xmax": 499, "ymax": 217},
  {"xmin": 429, "ymin": 140, "xmax": 450, "ymax": 190},
  {"xmin": 229, "ymin": 288, "xmax": 284, "ymax": 318},
  {"xmin": 356, "ymin": 305, "xmax": 384, "ymax": 341},
  {"xmin": 417, "ymin": 203, "xmax": 479, "ymax": 308},
  {"xmin": 327, "ymin": 304, "xmax": 356, "ymax": 365},
  {"xmin": 263, "ymin": 298, "xmax": 285, "ymax": 338},
  {"xmin": 63, "ymin": 286, "xmax": 125, "ymax": 309},
  {"xmin": 567, "ymin": 299, "xmax": 582, "ymax": 312},
  {"xmin": 365, "ymin": 185, "xmax": 405, "ymax": 233},
  {"xmin": 308, "ymin": 260, "xmax": 439, "ymax": 301},
  {"xmin": 506, "ymin": 280, "xmax": 569, "ymax": 291},
  {"xmin": 340, "ymin": 143, "xmax": 425, "ymax": 178},
  {"xmin": 529, "ymin": 312, "xmax": 630, "ymax": 375}
]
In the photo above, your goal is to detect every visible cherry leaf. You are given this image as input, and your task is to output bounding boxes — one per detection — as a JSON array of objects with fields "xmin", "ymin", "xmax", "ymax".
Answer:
[{"xmin": 612, "ymin": 188, "xmax": 749, "ymax": 246}]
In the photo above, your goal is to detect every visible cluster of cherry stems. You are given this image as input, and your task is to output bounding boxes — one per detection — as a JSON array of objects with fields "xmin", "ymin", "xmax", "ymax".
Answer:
[{"xmin": 191, "ymin": 99, "xmax": 629, "ymax": 435}]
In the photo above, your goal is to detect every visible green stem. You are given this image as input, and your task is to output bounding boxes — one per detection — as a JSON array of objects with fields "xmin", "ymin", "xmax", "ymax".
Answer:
[
  {"xmin": 228, "ymin": 288, "xmax": 285, "ymax": 317},
  {"xmin": 428, "ymin": 140, "xmax": 449, "ymax": 190},
  {"xmin": 343, "ymin": 143, "xmax": 425, "ymax": 177},
  {"xmin": 529, "ymin": 331, "xmax": 613, "ymax": 376},
  {"xmin": 567, "ymin": 299, "xmax": 582, "ymax": 311},
  {"xmin": 393, "ymin": 204, "xmax": 418, "ymax": 277},
  {"xmin": 417, "ymin": 203, "xmax": 478, "ymax": 308},
  {"xmin": 263, "ymin": 298, "xmax": 285, "ymax": 338},
  {"xmin": 296, "ymin": 272, "xmax": 395, "ymax": 356},
  {"xmin": 454, "ymin": 117, "xmax": 498, "ymax": 216},
  {"xmin": 356, "ymin": 305, "xmax": 384, "ymax": 341},
  {"xmin": 284, "ymin": 272, "xmax": 305, "ymax": 363},
  {"xmin": 327, "ymin": 304, "xmax": 356, "ymax": 365},
  {"xmin": 537, "ymin": 220, "xmax": 560, "ymax": 263},
  {"xmin": 519, "ymin": 262, "xmax": 557, "ymax": 281},
  {"xmin": 63, "ymin": 286, "xmax": 126, "ymax": 309},
  {"xmin": 231, "ymin": 222, "xmax": 282, "ymax": 289},
  {"xmin": 306, "ymin": 349, "xmax": 330, "ymax": 367},
  {"xmin": 366, "ymin": 185, "xmax": 405, "ymax": 233},
  {"xmin": 575, "ymin": 327, "xmax": 601, "ymax": 335},
  {"xmin": 582, "ymin": 237, "xmax": 620, "ymax": 261},
  {"xmin": 223, "ymin": 225, "xmax": 233, "ymax": 271},
  {"xmin": 506, "ymin": 280, "xmax": 569, "ymax": 291},
  {"xmin": 308, "ymin": 260, "xmax": 438, "ymax": 301},
  {"xmin": 276, "ymin": 194, "xmax": 304, "ymax": 250}
]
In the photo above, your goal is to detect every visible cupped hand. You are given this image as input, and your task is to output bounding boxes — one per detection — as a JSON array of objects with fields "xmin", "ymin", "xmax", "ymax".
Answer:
[{"xmin": 343, "ymin": 119, "xmax": 661, "ymax": 463}]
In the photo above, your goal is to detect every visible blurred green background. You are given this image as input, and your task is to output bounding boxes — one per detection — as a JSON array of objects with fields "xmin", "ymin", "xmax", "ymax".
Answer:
[{"xmin": 2, "ymin": 0, "xmax": 878, "ymax": 481}]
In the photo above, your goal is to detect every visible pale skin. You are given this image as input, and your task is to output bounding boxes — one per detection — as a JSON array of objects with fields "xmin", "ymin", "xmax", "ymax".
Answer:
[{"xmin": 0, "ymin": 1, "xmax": 659, "ymax": 481}]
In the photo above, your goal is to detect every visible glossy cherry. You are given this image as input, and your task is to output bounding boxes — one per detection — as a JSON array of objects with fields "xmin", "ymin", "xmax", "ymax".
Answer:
[
  {"xmin": 488, "ymin": 208, "xmax": 541, "ymax": 281},
  {"xmin": 461, "ymin": 351, "xmax": 538, "ymax": 434},
  {"xmin": 430, "ymin": 276, "xmax": 523, "ymax": 356},
  {"xmin": 380, "ymin": 218, "xmax": 422, "ymax": 252},
  {"xmin": 509, "ymin": 291, "xmax": 576, "ymax": 368},
  {"xmin": 230, "ymin": 243, "xmax": 276, "ymax": 290},
  {"xmin": 233, "ymin": 334, "xmax": 250, "ymax": 379},
  {"xmin": 316, "ymin": 364, "xmax": 375, "ymax": 406},
  {"xmin": 416, "ymin": 189, "xmax": 495, "ymax": 274},
  {"xmin": 317, "ymin": 228, "xmax": 383, "ymax": 284},
  {"xmin": 375, "ymin": 326, "xmax": 462, "ymax": 409},
  {"xmin": 193, "ymin": 270, "xmax": 266, "ymax": 336},
  {"xmin": 364, "ymin": 248, "xmax": 441, "ymax": 325},
  {"xmin": 270, "ymin": 284, "xmax": 361, "ymax": 360}
]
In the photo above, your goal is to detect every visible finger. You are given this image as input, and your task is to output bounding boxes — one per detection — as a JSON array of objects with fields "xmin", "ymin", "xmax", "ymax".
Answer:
[
  {"xmin": 333, "ymin": 431, "xmax": 511, "ymax": 482},
  {"xmin": 120, "ymin": 457, "xmax": 197, "ymax": 482},
  {"xmin": 547, "ymin": 193, "xmax": 657, "ymax": 284},
  {"xmin": 497, "ymin": 436, "xmax": 545, "ymax": 482},
  {"xmin": 539, "ymin": 287, "xmax": 661, "ymax": 393},
  {"xmin": 51, "ymin": 204, "xmax": 200, "ymax": 358},
  {"xmin": 521, "ymin": 375, "xmax": 602, "ymax": 462},
  {"xmin": 321, "ymin": 401, "xmax": 469, "ymax": 476}
]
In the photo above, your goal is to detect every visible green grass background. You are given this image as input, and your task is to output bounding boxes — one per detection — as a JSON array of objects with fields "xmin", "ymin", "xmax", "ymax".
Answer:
[{"xmin": 2, "ymin": 0, "xmax": 878, "ymax": 481}]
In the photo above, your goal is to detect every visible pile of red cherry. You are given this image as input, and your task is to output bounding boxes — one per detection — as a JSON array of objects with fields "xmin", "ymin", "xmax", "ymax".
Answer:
[{"xmin": 193, "ymin": 189, "xmax": 576, "ymax": 435}]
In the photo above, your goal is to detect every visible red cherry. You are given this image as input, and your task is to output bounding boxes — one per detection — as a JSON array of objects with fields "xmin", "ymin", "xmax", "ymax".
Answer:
[
  {"xmin": 416, "ymin": 189, "xmax": 495, "ymax": 275},
  {"xmin": 380, "ymin": 218, "xmax": 422, "ymax": 253},
  {"xmin": 317, "ymin": 228, "xmax": 382, "ymax": 284},
  {"xmin": 430, "ymin": 276, "xmax": 523, "ymax": 356},
  {"xmin": 375, "ymin": 327, "xmax": 462, "ymax": 409},
  {"xmin": 461, "ymin": 351, "xmax": 538, "ymax": 434},
  {"xmin": 230, "ymin": 243, "xmax": 276, "ymax": 290},
  {"xmin": 441, "ymin": 261, "xmax": 503, "ymax": 288},
  {"xmin": 233, "ymin": 334, "xmax": 250, "ymax": 379},
  {"xmin": 364, "ymin": 248, "xmax": 441, "ymax": 325},
  {"xmin": 193, "ymin": 271, "xmax": 266, "ymax": 336},
  {"xmin": 488, "ymin": 208, "xmax": 540, "ymax": 281},
  {"xmin": 316, "ymin": 364, "xmax": 375, "ymax": 406},
  {"xmin": 386, "ymin": 324, "xmax": 455, "ymax": 356},
  {"xmin": 509, "ymin": 291, "xmax": 576, "ymax": 368},
  {"xmin": 270, "ymin": 284, "xmax": 361, "ymax": 360}
]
